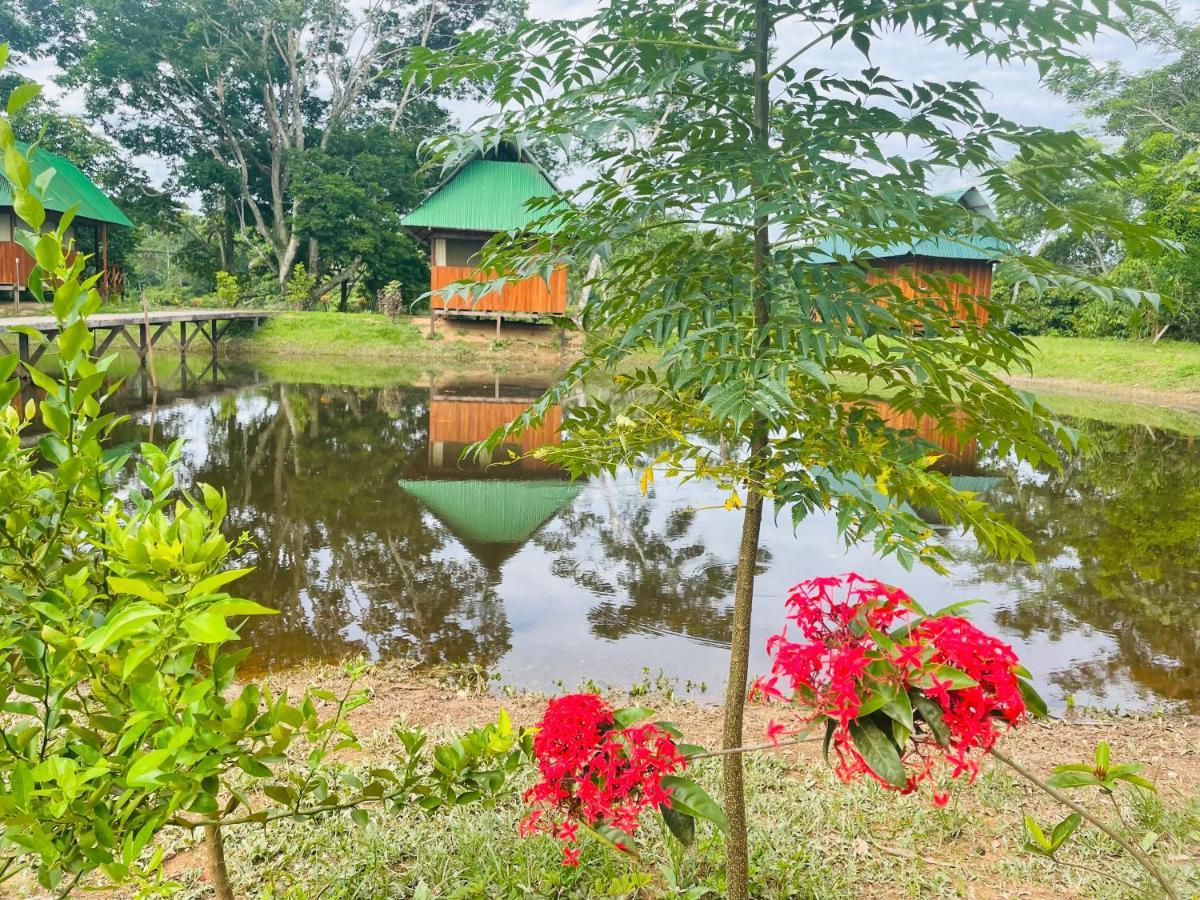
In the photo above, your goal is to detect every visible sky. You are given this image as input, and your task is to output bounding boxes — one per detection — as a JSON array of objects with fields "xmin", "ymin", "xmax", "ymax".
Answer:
[{"xmin": 14, "ymin": 0, "xmax": 1198, "ymax": 201}]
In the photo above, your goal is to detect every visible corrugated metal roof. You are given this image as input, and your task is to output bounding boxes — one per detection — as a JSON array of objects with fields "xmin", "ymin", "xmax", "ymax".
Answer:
[
  {"xmin": 1, "ymin": 142, "xmax": 133, "ymax": 227},
  {"xmin": 811, "ymin": 186, "xmax": 1008, "ymax": 262},
  {"xmin": 400, "ymin": 160, "xmax": 565, "ymax": 233}
]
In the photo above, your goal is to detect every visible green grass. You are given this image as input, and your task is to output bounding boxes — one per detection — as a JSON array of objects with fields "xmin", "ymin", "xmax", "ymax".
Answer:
[
  {"xmin": 148, "ymin": 729, "xmax": 1198, "ymax": 900},
  {"xmin": 1026, "ymin": 336, "xmax": 1200, "ymax": 394},
  {"xmin": 232, "ymin": 311, "xmax": 427, "ymax": 358}
]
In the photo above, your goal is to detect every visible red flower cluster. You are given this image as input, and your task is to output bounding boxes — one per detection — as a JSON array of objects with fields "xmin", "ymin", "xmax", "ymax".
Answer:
[
  {"xmin": 521, "ymin": 694, "xmax": 685, "ymax": 865},
  {"xmin": 754, "ymin": 574, "xmax": 1027, "ymax": 800}
]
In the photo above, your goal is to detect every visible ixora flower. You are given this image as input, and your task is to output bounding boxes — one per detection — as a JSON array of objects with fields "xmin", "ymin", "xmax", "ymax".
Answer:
[
  {"xmin": 522, "ymin": 693, "xmax": 686, "ymax": 865},
  {"xmin": 753, "ymin": 574, "xmax": 1040, "ymax": 803}
]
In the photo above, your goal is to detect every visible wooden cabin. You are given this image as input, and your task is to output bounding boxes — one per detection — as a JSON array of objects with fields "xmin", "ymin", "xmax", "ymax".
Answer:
[
  {"xmin": 817, "ymin": 187, "xmax": 1006, "ymax": 325},
  {"xmin": 398, "ymin": 375, "xmax": 579, "ymax": 571},
  {"xmin": 1, "ymin": 143, "xmax": 132, "ymax": 301},
  {"xmin": 401, "ymin": 143, "xmax": 568, "ymax": 322}
]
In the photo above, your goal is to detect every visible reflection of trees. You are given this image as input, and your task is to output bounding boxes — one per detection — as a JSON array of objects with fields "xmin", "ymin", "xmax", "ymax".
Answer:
[
  {"xmin": 538, "ymin": 480, "xmax": 769, "ymax": 645},
  {"xmin": 972, "ymin": 422, "xmax": 1200, "ymax": 707},
  {"xmin": 108, "ymin": 381, "xmax": 511, "ymax": 672}
]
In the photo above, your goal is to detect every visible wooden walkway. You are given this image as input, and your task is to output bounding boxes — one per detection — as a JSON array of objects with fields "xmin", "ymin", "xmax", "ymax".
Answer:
[{"xmin": 0, "ymin": 309, "xmax": 270, "ymax": 368}]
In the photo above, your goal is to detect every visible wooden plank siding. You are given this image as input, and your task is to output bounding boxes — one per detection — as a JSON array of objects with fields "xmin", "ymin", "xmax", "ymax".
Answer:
[
  {"xmin": 429, "ymin": 398, "xmax": 563, "ymax": 474},
  {"xmin": 867, "ymin": 257, "xmax": 993, "ymax": 325},
  {"xmin": 0, "ymin": 242, "xmax": 34, "ymax": 289},
  {"xmin": 431, "ymin": 264, "xmax": 567, "ymax": 316}
]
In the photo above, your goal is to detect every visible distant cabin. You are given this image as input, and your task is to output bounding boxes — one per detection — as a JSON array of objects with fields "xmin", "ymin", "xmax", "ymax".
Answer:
[
  {"xmin": 815, "ymin": 186, "xmax": 1006, "ymax": 324},
  {"xmin": 401, "ymin": 143, "xmax": 568, "ymax": 321},
  {"xmin": 1, "ymin": 143, "xmax": 132, "ymax": 300}
]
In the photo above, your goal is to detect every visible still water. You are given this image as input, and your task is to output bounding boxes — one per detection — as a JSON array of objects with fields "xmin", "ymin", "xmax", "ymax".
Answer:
[{"xmin": 106, "ymin": 357, "xmax": 1200, "ymax": 713}]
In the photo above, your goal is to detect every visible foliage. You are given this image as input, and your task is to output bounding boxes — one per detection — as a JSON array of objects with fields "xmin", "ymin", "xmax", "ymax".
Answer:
[
  {"xmin": 22, "ymin": 0, "xmax": 525, "ymax": 292},
  {"xmin": 0, "ymin": 60, "xmax": 528, "ymax": 895},
  {"xmin": 215, "ymin": 271, "xmax": 241, "ymax": 309},
  {"xmin": 284, "ymin": 263, "xmax": 316, "ymax": 311},
  {"xmin": 377, "ymin": 280, "xmax": 406, "ymax": 319}
]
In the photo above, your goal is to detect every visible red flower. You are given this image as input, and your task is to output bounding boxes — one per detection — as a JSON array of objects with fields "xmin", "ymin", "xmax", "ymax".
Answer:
[
  {"xmin": 932, "ymin": 791, "xmax": 950, "ymax": 808},
  {"xmin": 759, "ymin": 574, "xmax": 1028, "ymax": 803},
  {"xmin": 521, "ymin": 694, "xmax": 685, "ymax": 864}
]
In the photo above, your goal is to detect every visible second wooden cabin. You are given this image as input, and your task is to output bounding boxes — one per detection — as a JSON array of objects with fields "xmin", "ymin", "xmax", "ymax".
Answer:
[
  {"xmin": 401, "ymin": 142, "xmax": 568, "ymax": 322},
  {"xmin": 816, "ymin": 186, "xmax": 1006, "ymax": 324}
]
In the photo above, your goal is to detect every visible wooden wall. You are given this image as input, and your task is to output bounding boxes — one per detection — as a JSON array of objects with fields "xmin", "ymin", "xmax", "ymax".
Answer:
[
  {"xmin": 0, "ymin": 242, "xmax": 34, "ymax": 290},
  {"xmin": 430, "ymin": 264, "xmax": 567, "ymax": 316},
  {"xmin": 867, "ymin": 256, "xmax": 993, "ymax": 325},
  {"xmin": 429, "ymin": 398, "xmax": 563, "ymax": 474}
]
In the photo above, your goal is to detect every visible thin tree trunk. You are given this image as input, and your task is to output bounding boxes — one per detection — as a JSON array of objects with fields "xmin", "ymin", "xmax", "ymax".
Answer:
[
  {"xmin": 203, "ymin": 824, "xmax": 235, "ymax": 900},
  {"xmin": 721, "ymin": 481, "xmax": 765, "ymax": 900},
  {"xmin": 722, "ymin": 2, "xmax": 772, "ymax": 897}
]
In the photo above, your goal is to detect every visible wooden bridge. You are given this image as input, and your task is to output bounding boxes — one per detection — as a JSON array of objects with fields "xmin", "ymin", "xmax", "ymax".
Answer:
[{"xmin": 0, "ymin": 309, "xmax": 270, "ymax": 369}]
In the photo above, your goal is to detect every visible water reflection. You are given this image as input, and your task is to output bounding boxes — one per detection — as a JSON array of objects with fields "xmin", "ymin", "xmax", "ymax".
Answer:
[{"xmin": 99, "ymin": 357, "xmax": 1200, "ymax": 712}]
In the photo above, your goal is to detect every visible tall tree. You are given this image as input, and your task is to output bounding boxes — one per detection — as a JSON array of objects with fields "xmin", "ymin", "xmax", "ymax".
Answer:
[
  {"xmin": 413, "ymin": 0, "xmax": 1159, "ymax": 894},
  {"xmin": 32, "ymin": 0, "xmax": 523, "ymax": 292}
]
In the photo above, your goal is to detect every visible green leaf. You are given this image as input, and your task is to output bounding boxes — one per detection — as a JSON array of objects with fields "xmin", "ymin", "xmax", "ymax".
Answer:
[
  {"xmin": 611, "ymin": 706, "xmax": 655, "ymax": 728},
  {"xmin": 659, "ymin": 802, "xmax": 695, "ymax": 846},
  {"xmin": 1050, "ymin": 813, "xmax": 1082, "ymax": 850},
  {"xmin": 1023, "ymin": 814, "xmax": 1052, "ymax": 851},
  {"xmin": 188, "ymin": 567, "xmax": 255, "ymax": 598},
  {"xmin": 1094, "ymin": 740, "xmax": 1110, "ymax": 773},
  {"xmin": 6, "ymin": 82, "xmax": 41, "ymax": 116},
  {"xmin": 911, "ymin": 693, "xmax": 951, "ymax": 746},
  {"xmin": 822, "ymin": 718, "xmax": 836, "ymax": 766},
  {"xmin": 909, "ymin": 664, "xmax": 977, "ymax": 691},
  {"xmin": 1113, "ymin": 772, "xmax": 1157, "ymax": 792},
  {"xmin": 183, "ymin": 612, "xmax": 241, "ymax": 644},
  {"xmin": 350, "ymin": 808, "xmax": 370, "ymax": 829},
  {"xmin": 205, "ymin": 598, "xmax": 279, "ymax": 617},
  {"xmin": 126, "ymin": 749, "xmax": 172, "ymax": 788},
  {"xmin": 1045, "ymin": 770, "xmax": 1101, "ymax": 789},
  {"xmin": 661, "ymin": 776, "xmax": 728, "ymax": 834},
  {"xmin": 1018, "ymin": 678, "xmax": 1049, "ymax": 719},
  {"xmin": 848, "ymin": 719, "xmax": 907, "ymax": 788},
  {"xmin": 107, "ymin": 576, "xmax": 167, "ymax": 604}
]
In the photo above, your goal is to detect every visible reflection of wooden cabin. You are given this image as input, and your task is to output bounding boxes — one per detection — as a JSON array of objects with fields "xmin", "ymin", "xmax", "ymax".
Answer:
[
  {"xmin": 817, "ymin": 187, "xmax": 1006, "ymax": 324},
  {"xmin": 1, "ymin": 143, "xmax": 131, "ymax": 300},
  {"xmin": 398, "ymin": 376, "xmax": 579, "ymax": 571},
  {"xmin": 400, "ymin": 142, "xmax": 568, "ymax": 321},
  {"xmin": 876, "ymin": 404, "xmax": 978, "ymax": 473}
]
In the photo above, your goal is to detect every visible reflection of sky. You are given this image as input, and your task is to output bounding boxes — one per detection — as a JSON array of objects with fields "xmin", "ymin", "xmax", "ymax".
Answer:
[{"xmin": 480, "ymin": 472, "xmax": 1150, "ymax": 712}]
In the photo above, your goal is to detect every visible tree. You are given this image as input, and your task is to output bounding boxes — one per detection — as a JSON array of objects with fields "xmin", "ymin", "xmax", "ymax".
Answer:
[
  {"xmin": 411, "ymin": 0, "xmax": 1159, "ymax": 894},
  {"xmin": 30, "ymin": 0, "xmax": 523, "ymax": 293}
]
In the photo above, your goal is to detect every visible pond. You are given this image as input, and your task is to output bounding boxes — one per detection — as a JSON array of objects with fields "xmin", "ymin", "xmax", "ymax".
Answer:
[{"xmin": 102, "ymin": 355, "xmax": 1200, "ymax": 713}]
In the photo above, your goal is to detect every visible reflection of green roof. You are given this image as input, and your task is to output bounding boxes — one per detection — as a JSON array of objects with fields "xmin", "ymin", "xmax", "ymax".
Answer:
[
  {"xmin": 1, "ymin": 142, "xmax": 132, "ymax": 227},
  {"xmin": 400, "ymin": 159, "xmax": 566, "ymax": 233},
  {"xmin": 399, "ymin": 479, "xmax": 581, "ymax": 546},
  {"xmin": 811, "ymin": 186, "xmax": 1007, "ymax": 262}
]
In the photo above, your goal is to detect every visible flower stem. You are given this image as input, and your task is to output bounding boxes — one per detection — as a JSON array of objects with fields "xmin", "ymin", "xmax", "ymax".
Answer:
[{"xmin": 989, "ymin": 748, "xmax": 1180, "ymax": 899}]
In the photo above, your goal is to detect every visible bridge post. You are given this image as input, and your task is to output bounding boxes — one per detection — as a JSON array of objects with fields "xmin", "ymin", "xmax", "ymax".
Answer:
[
  {"xmin": 138, "ymin": 322, "xmax": 149, "ymax": 359},
  {"xmin": 17, "ymin": 333, "xmax": 29, "ymax": 366}
]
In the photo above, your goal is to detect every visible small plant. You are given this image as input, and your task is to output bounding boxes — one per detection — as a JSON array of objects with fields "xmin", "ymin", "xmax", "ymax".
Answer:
[
  {"xmin": 215, "ymin": 270, "xmax": 241, "ymax": 307},
  {"xmin": 284, "ymin": 263, "xmax": 316, "ymax": 310}
]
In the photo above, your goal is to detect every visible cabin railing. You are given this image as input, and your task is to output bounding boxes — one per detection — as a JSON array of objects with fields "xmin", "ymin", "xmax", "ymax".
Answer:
[{"xmin": 431, "ymin": 264, "xmax": 567, "ymax": 315}]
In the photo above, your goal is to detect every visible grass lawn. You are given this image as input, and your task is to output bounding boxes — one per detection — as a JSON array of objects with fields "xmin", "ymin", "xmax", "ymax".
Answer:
[
  {"xmin": 104, "ymin": 670, "xmax": 1200, "ymax": 900},
  {"xmin": 234, "ymin": 310, "xmax": 426, "ymax": 357},
  {"xmin": 1026, "ymin": 336, "xmax": 1200, "ymax": 394}
]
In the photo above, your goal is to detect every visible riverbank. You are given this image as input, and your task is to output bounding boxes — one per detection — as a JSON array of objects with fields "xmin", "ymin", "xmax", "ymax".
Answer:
[
  {"xmin": 112, "ymin": 666, "xmax": 1200, "ymax": 899},
  {"xmin": 226, "ymin": 310, "xmax": 580, "ymax": 367},
  {"xmin": 229, "ymin": 314, "xmax": 1200, "ymax": 407}
]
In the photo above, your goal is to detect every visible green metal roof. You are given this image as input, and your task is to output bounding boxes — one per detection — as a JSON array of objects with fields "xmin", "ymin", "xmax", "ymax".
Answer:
[
  {"xmin": 811, "ymin": 186, "xmax": 1008, "ymax": 263},
  {"xmin": 400, "ymin": 159, "xmax": 565, "ymax": 233},
  {"xmin": 1, "ymin": 142, "xmax": 132, "ymax": 228},
  {"xmin": 399, "ymin": 479, "xmax": 581, "ymax": 547}
]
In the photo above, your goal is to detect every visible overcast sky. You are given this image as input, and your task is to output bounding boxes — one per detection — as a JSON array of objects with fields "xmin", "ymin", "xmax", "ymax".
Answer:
[{"xmin": 17, "ymin": 0, "xmax": 1198, "ymax": 198}]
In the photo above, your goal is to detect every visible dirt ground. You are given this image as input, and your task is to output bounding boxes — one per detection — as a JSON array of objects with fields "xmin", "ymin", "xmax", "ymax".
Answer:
[{"xmin": 272, "ymin": 663, "xmax": 1200, "ymax": 800}]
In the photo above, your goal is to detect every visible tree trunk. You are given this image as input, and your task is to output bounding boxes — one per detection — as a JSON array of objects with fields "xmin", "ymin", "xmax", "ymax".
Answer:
[
  {"xmin": 203, "ymin": 824, "xmax": 235, "ymax": 900},
  {"xmin": 721, "ymin": 485, "xmax": 765, "ymax": 900},
  {"xmin": 722, "ymin": 1, "xmax": 772, "ymax": 897}
]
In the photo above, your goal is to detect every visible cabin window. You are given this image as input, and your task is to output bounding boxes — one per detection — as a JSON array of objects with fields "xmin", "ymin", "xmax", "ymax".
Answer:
[
  {"xmin": 0, "ymin": 211, "xmax": 11, "ymax": 242},
  {"xmin": 444, "ymin": 237, "xmax": 488, "ymax": 268}
]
